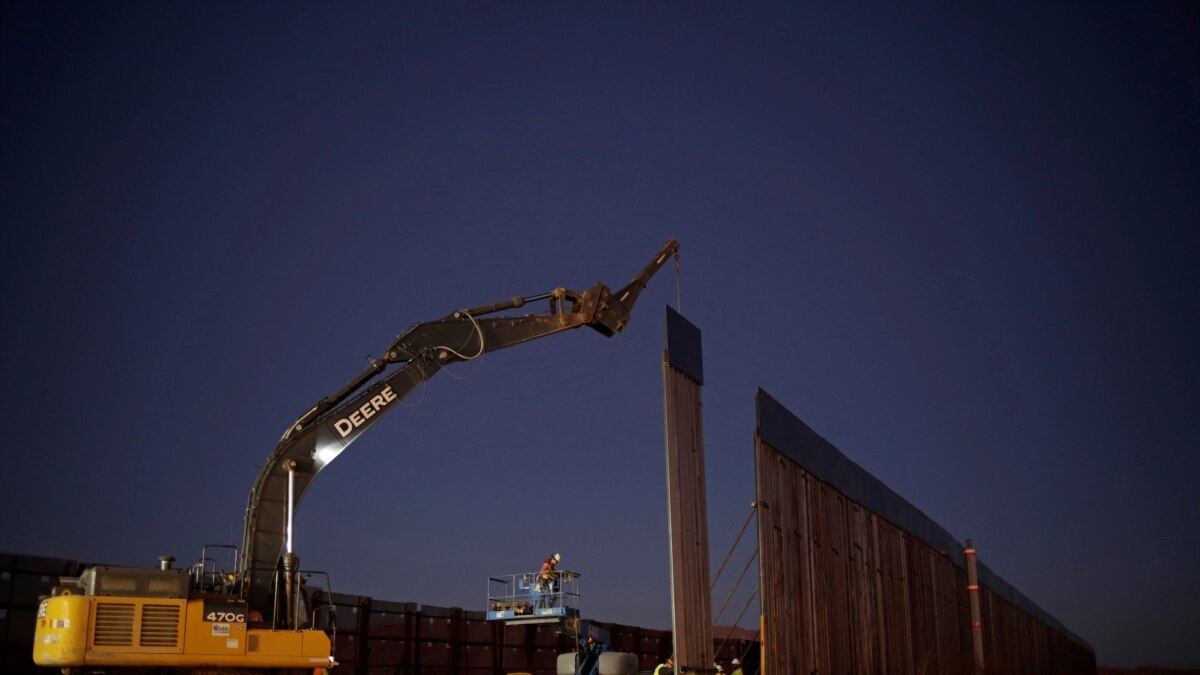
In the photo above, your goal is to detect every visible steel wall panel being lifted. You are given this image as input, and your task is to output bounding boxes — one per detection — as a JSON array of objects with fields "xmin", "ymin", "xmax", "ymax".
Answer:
[
  {"xmin": 662, "ymin": 307, "xmax": 715, "ymax": 671},
  {"xmin": 754, "ymin": 389, "xmax": 1095, "ymax": 675}
]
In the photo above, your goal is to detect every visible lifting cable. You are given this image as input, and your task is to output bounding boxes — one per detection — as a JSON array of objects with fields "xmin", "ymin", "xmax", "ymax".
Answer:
[
  {"xmin": 712, "ymin": 548, "xmax": 757, "ymax": 628},
  {"xmin": 711, "ymin": 501, "xmax": 760, "ymax": 670},
  {"xmin": 674, "ymin": 249, "xmax": 682, "ymax": 312},
  {"xmin": 711, "ymin": 503, "xmax": 758, "ymax": 591},
  {"xmin": 714, "ymin": 586, "xmax": 761, "ymax": 668}
]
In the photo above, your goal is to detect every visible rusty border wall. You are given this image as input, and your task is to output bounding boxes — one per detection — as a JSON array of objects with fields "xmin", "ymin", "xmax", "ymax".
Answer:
[
  {"xmin": 0, "ymin": 552, "xmax": 757, "ymax": 675},
  {"xmin": 755, "ymin": 389, "xmax": 1095, "ymax": 675},
  {"xmin": 662, "ymin": 306, "xmax": 715, "ymax": 671}
]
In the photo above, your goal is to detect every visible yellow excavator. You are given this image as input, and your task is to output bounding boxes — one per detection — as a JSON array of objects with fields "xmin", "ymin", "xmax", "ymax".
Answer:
[{"xmin": 33, "ymin": 239, "xmax": 679, "ymax": 674}]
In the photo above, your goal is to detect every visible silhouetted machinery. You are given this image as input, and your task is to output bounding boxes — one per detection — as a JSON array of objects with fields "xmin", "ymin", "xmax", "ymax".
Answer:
[
  {"xmin": 487, "ymin": 565, "xmax": 638, "ymax": 675},
  {"xmin": 33, "ymin": 240, "xmax": 679, "ymax": 673}
]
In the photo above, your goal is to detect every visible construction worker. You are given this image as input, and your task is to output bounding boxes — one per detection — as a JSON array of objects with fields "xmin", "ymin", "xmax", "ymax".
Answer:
[
  {"xmin": 540, "ymin": 552, "xmax": 561, "ymax": 580},
  {"xmin": 580, "ymin": 634, "xmax": 603, "ymax": 655},
  {"xmin": 730, "ymin": 656, "xmax": 743, "ymax": 675},
  {"xmin": 535, "ymin": 552, "xmax": 561, "ymax": 607},
  {"xmin": 577, "ymin": 634, "xmax": 604, "ymax": 673},
  {"xmin": 653, "ymin": 655, "xmax": 674, "ymax": 675}
]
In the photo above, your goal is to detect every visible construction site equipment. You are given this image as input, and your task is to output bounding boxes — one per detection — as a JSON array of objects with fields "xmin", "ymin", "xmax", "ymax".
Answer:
[
  {"xmin": 32, "ymin": 239, "xmax": 679, "ymax": 673},
  {"xmin": 487, "ymin": 570, "xmax": 637, "ymax": 674},
  {"xmin": 487, "ymin": 570, "xmax": 581, "ymax": 623}
]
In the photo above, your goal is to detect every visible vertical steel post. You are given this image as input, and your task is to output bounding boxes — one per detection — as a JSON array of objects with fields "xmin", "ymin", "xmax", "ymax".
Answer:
[
  {"xmin": 286, "ymin": 460, "xmax": 296, "ymax": 556},
  {"xmin": 965, "ymin": 539, "xmax": 984, "ymax": 673},
  {"xmin": 283, "ymin": 460, "xmax": 299, "ymax": 629}
]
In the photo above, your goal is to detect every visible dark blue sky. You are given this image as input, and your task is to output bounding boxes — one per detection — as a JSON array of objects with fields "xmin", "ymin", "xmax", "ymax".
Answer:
[{"xmin": 2, "ymin": 1, "xmax": 1197, "ymax": 668}]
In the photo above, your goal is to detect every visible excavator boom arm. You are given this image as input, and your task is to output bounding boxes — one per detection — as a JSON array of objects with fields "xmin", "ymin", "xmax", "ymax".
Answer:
[{"xmin": 240, "ymin": 239, "xmax": 679, "ymax": 617}]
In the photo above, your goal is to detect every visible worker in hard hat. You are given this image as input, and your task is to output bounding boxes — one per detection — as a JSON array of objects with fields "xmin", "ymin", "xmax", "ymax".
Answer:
[
  {"xmin": 577, "ymin": 634, "xmax": 605, "ymax": 672},
  {"xmin": 730, "ymin": 657, "xmax": 743, "ymax": 675},
  {"xmin": 653, "ymin": 655, "xmax": 674, "ymax": 675},
  {"xmin": 535, "ymin": 552, "xmax": 561, "ymax": 607},
  {"xmin": 580, "ymin": 634, "xmax": 603, "ymax": 655}
]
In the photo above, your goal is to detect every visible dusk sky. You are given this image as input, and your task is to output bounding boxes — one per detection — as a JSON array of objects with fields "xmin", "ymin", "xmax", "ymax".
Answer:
[{"xmin": 2, "ymin": 1, "xmax": 1197, "ymax": 668}]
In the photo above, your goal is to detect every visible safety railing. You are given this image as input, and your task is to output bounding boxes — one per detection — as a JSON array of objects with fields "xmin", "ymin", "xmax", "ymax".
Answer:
[
  {"xmin": 486, "ymin": 570, "xmax": 580, "ymax": 621},
  {"xmin": 191, "ymin": 544, "xmax": 241, "ymax": 595}
]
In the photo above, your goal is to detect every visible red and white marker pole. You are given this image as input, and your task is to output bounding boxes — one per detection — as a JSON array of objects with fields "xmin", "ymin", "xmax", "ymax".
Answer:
[{"xmin": 965, "ymin": 539, "xmax": 985, "ymax": 673}]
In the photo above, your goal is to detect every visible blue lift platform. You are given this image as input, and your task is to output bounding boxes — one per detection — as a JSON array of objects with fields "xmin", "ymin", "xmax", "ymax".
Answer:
[
  {"xmin": 486, "ymin": 570, "xmax": 582, "ymax": 627},
  {"xmin": 488, "ymin": 570, "xmax": 627, "ymax": 675}
]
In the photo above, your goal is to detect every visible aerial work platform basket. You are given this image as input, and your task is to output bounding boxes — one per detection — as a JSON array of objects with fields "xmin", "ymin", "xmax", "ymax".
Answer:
[
  {"xmin": 486, "ymin": 570, "xmax": 580, "ymax": 625},
  {"xmin": 487, "ymin": 571, "xmax": 636, "ymax": 675}
]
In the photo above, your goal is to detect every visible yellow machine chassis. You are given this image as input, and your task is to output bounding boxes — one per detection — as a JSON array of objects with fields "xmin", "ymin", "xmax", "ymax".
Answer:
[{"xmin": 33, "ymin": 594, "xmax": 334, "ymax": 671}]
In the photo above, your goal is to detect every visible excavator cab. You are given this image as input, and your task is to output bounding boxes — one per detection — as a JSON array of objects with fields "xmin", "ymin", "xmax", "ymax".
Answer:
[{"xmin": 190, "ymin": 544, "xmax": 241, "ymax": 596}]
